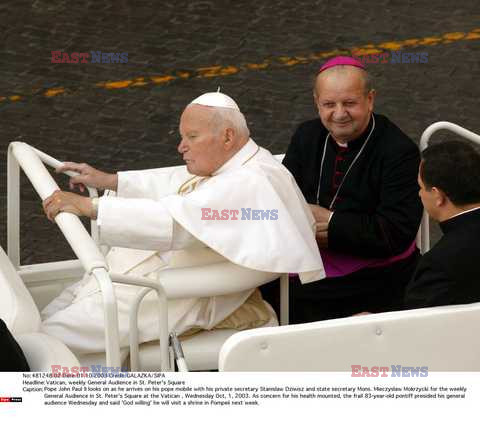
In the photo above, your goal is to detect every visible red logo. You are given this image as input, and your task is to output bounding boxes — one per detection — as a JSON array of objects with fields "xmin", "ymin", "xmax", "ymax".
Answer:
[{"xmin": 0, "ymin": 397, "xmax": 22, "ymax": 402}]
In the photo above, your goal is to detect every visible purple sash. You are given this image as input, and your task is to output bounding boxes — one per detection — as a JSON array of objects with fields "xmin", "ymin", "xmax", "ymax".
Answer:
[{"xmin": 321, "ymin": 240, "xmax": 417, "ymax": 278}]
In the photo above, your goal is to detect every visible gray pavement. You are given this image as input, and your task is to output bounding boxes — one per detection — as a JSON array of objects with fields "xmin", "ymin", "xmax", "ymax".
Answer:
[{"xmin": 0, "ymin": 0, "xmax": 479, "ymax": 263}]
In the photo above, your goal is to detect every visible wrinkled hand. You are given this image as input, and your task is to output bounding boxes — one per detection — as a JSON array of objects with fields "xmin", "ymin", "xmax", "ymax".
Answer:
[
  {"xmin": 56, "ymin": 162, "xmax": 118, "ymax": 192},
  {"xmin": 43, "ymin": 190, "xmax": 95, "ymax": 221},
  {"xmin": 309, "ymin": 204, "xmax": 332, "ymax": 248},
  {"xmin": 315, "ymin": 222, "xmax": 328, "ymax": 248},
  {"xmin": 309, "ymin": 204, "xmax": 332, "ymax": 223}
]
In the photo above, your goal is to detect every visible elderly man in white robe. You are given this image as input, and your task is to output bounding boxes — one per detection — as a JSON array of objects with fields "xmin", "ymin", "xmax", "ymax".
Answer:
[{"xmin": 40, "ymin": 91, "xmax": 325, "ymax": 355}]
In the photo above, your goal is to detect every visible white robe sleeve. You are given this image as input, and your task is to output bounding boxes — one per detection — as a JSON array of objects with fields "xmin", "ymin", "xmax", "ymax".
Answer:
[
  {"xmin": 97, "ymin": 167, "xmax": 200, "ymax": 251},
  {"xmin": 97, "ymin": 197, "xmax": 200, "ymax": 251},
  {"xmin": 117, "ymin": 167, "xmax": 189, "ymax": 200},
  {"xmin": 97, "ymin": 197, "xmax": 174, "ymax": 250}
]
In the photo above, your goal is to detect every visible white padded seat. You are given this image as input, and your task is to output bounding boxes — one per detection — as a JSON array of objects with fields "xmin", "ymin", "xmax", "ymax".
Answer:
[
  {"xmin": 129, "ymin": 247, "xmax": 281, "ymax": 371},
  {"xmin": 138, "ymin": 307, "xmax": 278, "ymax": 371},
  {"xmin": 16, "ymin": 332, "xmax": 80, "ymax": 371},
  {"xmin": 0, "ymin": 246, "xmax": 41, "ymax": 334},
  {"xmin": 0, "ymin": 246, "xmax": 81, "ymax": 370},
  {"xmin": 139, "ymin": 329, "xmax": 240, "ymax": 371}
]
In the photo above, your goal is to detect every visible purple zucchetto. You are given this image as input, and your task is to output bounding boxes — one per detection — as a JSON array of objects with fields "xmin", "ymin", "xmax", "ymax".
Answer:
[{"xmin": 319, "ymin": 56, "xmax": 365, "ymax": 73}]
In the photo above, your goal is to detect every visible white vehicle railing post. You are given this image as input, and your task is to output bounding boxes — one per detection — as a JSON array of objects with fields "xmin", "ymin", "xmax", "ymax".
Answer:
[
  {"xmin": 128, "ymin": 288, "xmax": 152, "ymax": 371},
  {"xmin": 7, "ymin": 144, "xmax": 21, "ymax": 268},
  {"xmin": 110, "ymin": 272, "xmax": 170, "ymax": 372},
  {"xmin": 8, "ymin": 141, "xmax": 121, "ymax": 369},
  {"xmin": 92, "ymin": 269, "xmax": 121, "ymax": 368},
  {"xmin": 419, "ymin": 122, "xmax": 480, "ymax": 253},
  {"xmin": 279, "ymin": 273, "xmax": 289, "ymax": 326}
]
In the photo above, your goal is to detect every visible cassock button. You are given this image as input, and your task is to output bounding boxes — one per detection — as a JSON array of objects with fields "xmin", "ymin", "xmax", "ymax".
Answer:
[{"xmin": 375, "ymin": 327, "xmax": 383, "ymax": 336}]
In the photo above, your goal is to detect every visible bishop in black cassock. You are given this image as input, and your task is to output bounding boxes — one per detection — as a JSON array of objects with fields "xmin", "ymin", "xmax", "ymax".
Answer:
[
  {"xmin": 277, "ymin": 56, "xmax": 423, "ymax": 323},
  {"xmin": 283, "ymin": 113, "xmax": 423, "ymax": 322},
  {"xmin": 0, "ymin": 319, "xmax": 30, "ymax": 371}
]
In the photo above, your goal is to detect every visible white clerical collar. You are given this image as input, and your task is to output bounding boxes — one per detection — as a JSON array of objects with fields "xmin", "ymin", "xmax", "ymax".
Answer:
[
  {"xmin": 448, "ymin": 205, "xmax": 480, "ymax": 220},
  {"xmin": 212, "ymin": 138, "xmax": 259, "ymax": 176}
]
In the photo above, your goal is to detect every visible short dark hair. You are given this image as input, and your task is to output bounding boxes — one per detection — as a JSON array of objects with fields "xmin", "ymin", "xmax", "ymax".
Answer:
[{"xmin": 420, "ymin": 140, "xmax": 480, "ymax": 205}]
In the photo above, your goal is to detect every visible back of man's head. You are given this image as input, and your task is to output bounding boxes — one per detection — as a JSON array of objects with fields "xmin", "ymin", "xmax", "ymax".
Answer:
[
  {"xmin": 209, "ymin": 106, "xmax": 250, "ymax": 141},
  {"xmin": 421, "ymin": 140, "xmax": 480, "ymax": 206},
  {"xmin": 189, "ymin": 91, "xmax": 250, "ymax": 142}
]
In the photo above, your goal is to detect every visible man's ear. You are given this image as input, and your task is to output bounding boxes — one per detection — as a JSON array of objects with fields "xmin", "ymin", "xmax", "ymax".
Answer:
[
  {"xmin": 431, "ymin": 186, "xmax": 448, "ymax": 207},
  {"xmin": 366, "ymin": 89, "xmax": 376, "ymax": 114},
  {"xmin": 224, "ymin": 128, "xmax": 235, "ymax": 150},
  {"xmin": 313, "ymin": 90, "xmax": 321, "ymax": 112}
]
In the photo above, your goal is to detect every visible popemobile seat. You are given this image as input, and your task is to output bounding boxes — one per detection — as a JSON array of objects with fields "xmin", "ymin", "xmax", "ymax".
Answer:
[
  {"xmin": 131, "ymin": 247, "xmax": 284, "ymax": 371},
  {"xmin": 0, "ymin": 240, "xmax": 285, "ymax": 372}
]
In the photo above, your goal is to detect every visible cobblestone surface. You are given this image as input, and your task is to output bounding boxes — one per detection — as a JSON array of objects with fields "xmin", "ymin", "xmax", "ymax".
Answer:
[{"xmin": 0, "ymin": 0, "xmax": 479, "ymax": 263}]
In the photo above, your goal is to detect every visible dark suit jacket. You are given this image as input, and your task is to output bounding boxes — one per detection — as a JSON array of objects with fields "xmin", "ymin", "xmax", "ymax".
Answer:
[
  {"xmin": 0, "ymin": 319, "xmax": 30, "ymax": 372},
  {"xmin": 405, "ymin": 208, "xmax": 480, "ymax": 308},
  {"xmin": 283, "ymin": 113, "xmax": 423, "ymax": 258}
]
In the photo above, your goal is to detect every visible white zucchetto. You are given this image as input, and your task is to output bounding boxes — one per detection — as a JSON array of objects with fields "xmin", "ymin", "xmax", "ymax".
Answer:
[{"xmin": 190, "ymin": 91, "xmax": 240, "ymax": 111}]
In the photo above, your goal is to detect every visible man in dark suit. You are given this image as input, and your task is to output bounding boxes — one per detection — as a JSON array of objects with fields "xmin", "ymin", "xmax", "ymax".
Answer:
[
  {"xmin": 0, "ymin": 319, "xmax": 30, "ymax": 371},
  {"xmin": 405, "ymin": 140, "xmax": 480, "ymax": 308},
  {"xmin": 281, "ymin": 56, "xmax": 423, "ymax": 322}
]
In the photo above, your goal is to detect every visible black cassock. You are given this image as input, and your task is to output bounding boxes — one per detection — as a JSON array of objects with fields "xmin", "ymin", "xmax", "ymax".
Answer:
[
  {"xmin": 405, "ymin": 208, "xmax": 480, "ymax": 308},
  {"xmin": 281, "ymin": 113, "xmax": 423, "ymax": 322},
  {"xmin": 0, "ymin": 319, "xmax": 30, "ymax": 372}
]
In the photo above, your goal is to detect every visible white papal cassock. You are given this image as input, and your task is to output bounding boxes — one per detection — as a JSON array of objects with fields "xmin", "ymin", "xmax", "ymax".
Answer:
[{"xmin": 41, "ymin": 139, "xmax": 325, "ymax": 355}]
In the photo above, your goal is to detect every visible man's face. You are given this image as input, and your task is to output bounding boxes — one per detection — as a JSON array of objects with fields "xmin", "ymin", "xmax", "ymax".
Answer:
[
  {"xmin": 314, "ymin": 67, "xmax": 374, "ymax": 143},
  {"xmin": 178, "ymin": 104, "xmax": 228, "ymax": 176}
]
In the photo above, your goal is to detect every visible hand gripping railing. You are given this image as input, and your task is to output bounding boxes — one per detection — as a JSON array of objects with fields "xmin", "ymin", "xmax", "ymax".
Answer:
[
  {"xmin": 419, "ymin": 122, "xmax": 480, "ymax": 252},
  {"xmin": 7, "ymin": 141, "xmax": 121, "ymax": 367}
]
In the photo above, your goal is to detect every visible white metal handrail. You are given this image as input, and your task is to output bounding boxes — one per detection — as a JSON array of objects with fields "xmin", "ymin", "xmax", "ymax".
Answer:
[
  {"xmin": 24, "ymin": 145, "xmax": 101, "ymax": 245},
  {"xmin": 7, "ymin": 141, "xmax": 121, "ymax": 368},
  {"xmin": 109, "ymin": 273, "xmax": 170, "ymax": 372},
  {"xmin": 419, "ymin": 122, "xmax": 480, "ymax": 252}
]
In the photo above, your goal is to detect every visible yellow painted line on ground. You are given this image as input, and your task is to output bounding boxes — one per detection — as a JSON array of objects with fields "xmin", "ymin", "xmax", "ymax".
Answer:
[
  {"xmin": 1, "ymin": 28, "xmax": 479, "ymax": 103},
  {"xmin": 44, "ymin": 87, "xmax": 65, "ymax": 97}
]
